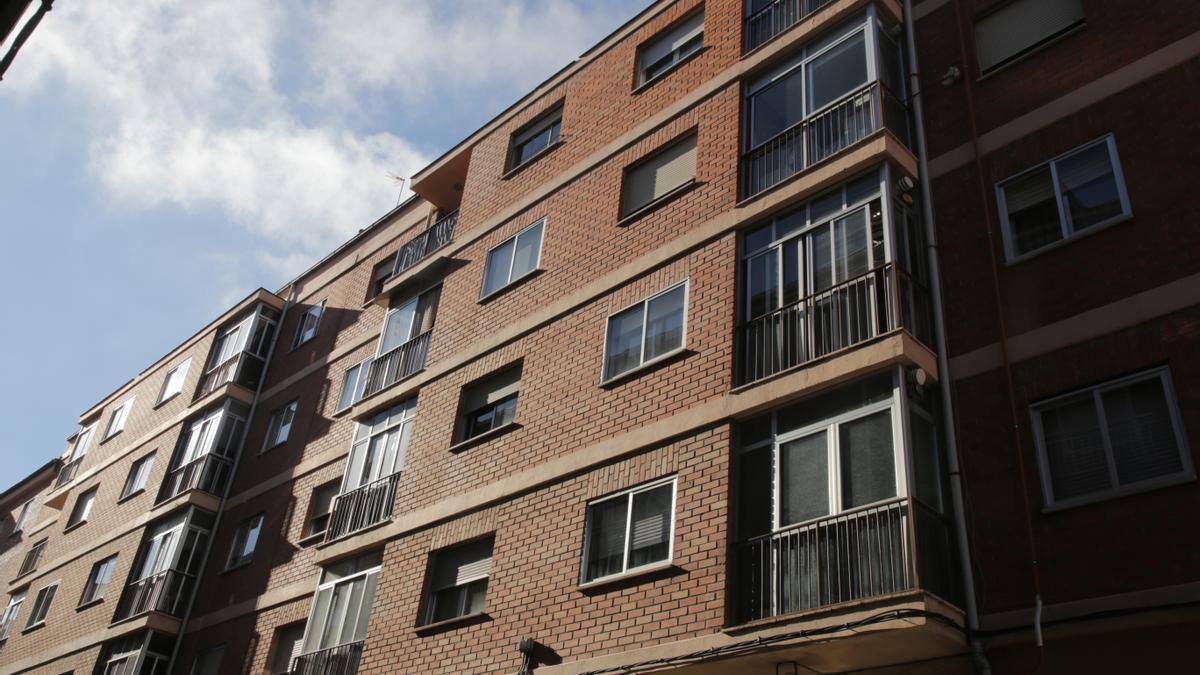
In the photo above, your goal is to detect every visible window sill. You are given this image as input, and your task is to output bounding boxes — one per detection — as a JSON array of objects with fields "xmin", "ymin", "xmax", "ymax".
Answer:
[
  {"xmin": 502, "ymin": 139, "xmax": 565, "ymax": 180},
  {"xmin": 599, "ymin": 348, "xmax": 692, "ymax": 389},
  {"xmin": 222, "ymin": 560, "xmax": 253, "ymax": 574},
  {"xmin": 297, "ymin": 532, "xmax": 326, "ymax": 548},
  {"xmin": 116, "ymin": 488, "xmax": 146, "ymax": 505},
  {"xmin": 62, "ymin": 520, "xmax": 88, "ymax": 534},
  {"xmin": 258, "ymin": 439, "xmax": 288, "ymax": 456},
  {"xmin": 478, "ymin": 268, "xmax": 545, "ymax": 305},
  {"xmin": 448, "ymin": 422, "xmax": 522, "ymax": 454},
  {"xmin": 99, "ymin": 430, "xmax": 123, "ymax": 445},
  {"xmin": 578, "ymin": 561, "xmax": 678, "ymax": 592},
  {"xmin": 21, "ymin": 621, "xmax": 46, "ymax": 634},
  {"xmin": 1004, "ymin": 213, "xmax": 1132, "ymax": 267},
  {"xmin": 152, "ymin": 393, "xmax": 180, "ymax": 410},
  {"xmin": 631, "ymin": 46, "xmax": 708, "ymax": 95},
  {"xmin": 1042, "ymin": 472, "xmax": 1196, "ymax": 514},
  {"xmin": 76, "ymin": 597, "xmax": 105, "ymax": 612},
  {"xmin": 415, "ymin": 611, "xmax": 491, "ymax": 636},
  {"xmin": 615, "ymin": 179, "xmax": 699, "ymax": 227}
]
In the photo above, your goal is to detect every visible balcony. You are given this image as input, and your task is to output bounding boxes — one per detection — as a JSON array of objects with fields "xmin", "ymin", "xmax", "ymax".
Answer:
[
  {"xmin": 195, "ymin": 351, "xmax": 266, "ymax": 400},
  {"xmin": 361, "ymin": 331, "xmax": 431, "ymax": 398},
  {"xmin": 734, "ymin": 497, "xmax": 956, "ymax": 624},
  {"xmin": 55, "ymin": 456, "xmax": 82, "ymax": 488},
  {"xmin": 114, "ymin": 569, "xmax": 194, "ymax": 620},
  {"xmin": 291, "ymin": 641, "xmax": 364, "ymax": 675},
  {"xmin": 744, "ymin": 0, "xmax": 836, "ymax": 53},
  {"xmin": 738, "ymin": 263, "xmax": 930, "ymax": 385},
  {"xmin": 392, "ymin": 210, "xmax": 458, "ymax": 279},
  {"xmin": 159, "ymin": 454, "xmax": 233, "ymax": 503},
  {"xmin": 324, "ymin": 473, "xmax": 400, "ymax": 542},
  {"xmin": 742, "ymin": 82, "xmax": 908, "ymax": 199}
]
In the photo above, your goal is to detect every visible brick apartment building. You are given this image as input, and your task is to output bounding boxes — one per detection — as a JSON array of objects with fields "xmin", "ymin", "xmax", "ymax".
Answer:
[{"xmin": 1, "ymin": 0, "xmax": 1197, "ymax": 673}]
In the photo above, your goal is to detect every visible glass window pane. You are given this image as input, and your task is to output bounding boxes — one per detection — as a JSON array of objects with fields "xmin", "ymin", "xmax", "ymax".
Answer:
[
  {"xmin": 1102, "ymin": 378, "xmax": 1182, "ymax": 486},
  {"xmin": 809, "ymin": 224, "xmax": 833, "ymax": 291},
  {"xmin": 1057, "ymin": 142, "xmax": 1123, "ymax": 231},
  {"xmin": 839, "ymin": 410, "xmax": 896, "ymax": 509},
  {"xmin": 747, "ymin": 250, "xmax": 779, "ymax": 319},
  {"xmin": 465, "ymin": 578, "xmax": 488, "ymax": 615},
  {"xmin": 511, "ymin": 222, "xmax": 543, "ymax": 279},
  {"xmin": 782, "ymin": 243, "xmax": 800, "ymax": 306},
  {"xmin": 807, "ymin": 31, "xmax": 867, "ymax": 112},
  {"xmin": 338, "ymin": 363, "xmax": 360, "ymax": 411},
  {"xmin": 834, "ymin": 208, "xmax": 870, "ymax": 281},
  {"xmin": 780, "ymin": 431, "xmax": 829, "ymax": 525},
  {"xmin": 431, "ymin": 587, "xmax": 462, "ymax": 623},
  {"xmin": 628, "ymin": 484, "xmax": 672, "ymax": 568},
  {"xmin": 585, "ymin": 498, "xmax": 628, "ymax": 581},
  {"xmin": 1040, "ymin": 396, "xmax": 1109, "ymax": 500},
  {"xmin": 750, "ymin": 70, "xmax": 804, "ymax": 147},
  {"xmin": 644, "ymin": 286, "xmax": 685, "ymax": 361},
  {"xmin": 738, "ymin": 447, "xmax": 773, "ymax": 539},
  {"xmin": 910, "ymin": 411, "xmax": 943, "ymax": 512},
  {"xmin": 1004, "ymin": 166, "xmax": 1062, "ymax": 255},
  {"xmin": 604, "ymin": 305, "xmax": 645, "ymax": 379},
  {"xmin": 302, "ymin": 587, "xmax": 332, "ymax": 654},
  {"xmin": 379, "ymin": 300, "xmax": 416, "ymax": 353},
  {"xmin": 482, "ymin": 240, "xmax": 515, "ymax": 296}
]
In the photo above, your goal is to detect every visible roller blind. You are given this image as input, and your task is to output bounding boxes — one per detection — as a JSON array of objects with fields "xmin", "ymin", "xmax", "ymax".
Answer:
[
  {"xmin": 640, "ymin": 12, "xmax": 703, "ymax": 70},
  {"xmin": 462, "ymin": 368, "xmax": 521, "ymax": 413},
  {"xmin": 622, "ymin": 134, "xmax": 697, "ymax": 216},
  {"xmin": 975, "ymin": 0, "xmax": 1084, "ymax": 72},
  {"xmin": 432, "ymin": 538, "xmax": 494, "ymax": 589}
]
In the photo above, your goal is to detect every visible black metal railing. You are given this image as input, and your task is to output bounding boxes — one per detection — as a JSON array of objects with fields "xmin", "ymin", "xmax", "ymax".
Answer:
[
  {"xmin": 291, "ymin": 641, "xmax": 365, "ymax": 675},
  {"xmin": 735, "ymin": 497, "xmax": 952, "ymax": 623},
  {"xmin": 738, "ymin": 263, "xmax": 930, "ymax": 385},
  {"xmin": 325, "ymin": 473, "xmax": 401, "ymax": 542},
  {"xmin": 744, "ymin": 0, "xmax": 836, "ymax": 52},
  {"xmin": 114, "ymin": 569, "xmax": 193, "ymax": 620},
  {"xmin": 742, "ymin": 82, "xmax": 908, "ymax": 199},
  {"xmin": 195, "ymin": 351, "xmax": 265, "ymax": 400},
  {"xmin": 55, "ymin": 456, "xmax": 82, "ymax": 488},
  {"xmin": 361, "ymin": 331, "xmax": 431, "ymax": 398},
  {"xmin": 391, "ymin": 210, "xmax": 458, "ymax": 279},
  {"xmin": 159, "ymin": 453, "xmax": 234, "ymax": 502}
]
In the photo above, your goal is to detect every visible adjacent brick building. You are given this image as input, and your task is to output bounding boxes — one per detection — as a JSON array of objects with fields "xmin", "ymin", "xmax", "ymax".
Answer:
[{"xmin": 1, "ymin": 0, "xmax": 1196, "ymax": 673}]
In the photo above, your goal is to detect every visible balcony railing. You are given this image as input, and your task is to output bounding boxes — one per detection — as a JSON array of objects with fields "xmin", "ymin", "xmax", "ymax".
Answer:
[
  {"xmin": 391, "ymin": 210, "xmax": 458, "ymax": 279},
  {"xmin": 361, "ymin": 331, "xmax": 431, "ymax": 398},
  {"xmin": 291, "ymin": 641, "xmax": 365, "ymax": 675},
  {"xmin": 734, "ymin": 497, "xmax": 954, "ymax": 623},
  {"xmin": 114, "ymin": 569, "xmax": 194, "ymax": 620},
  {"xmin": 160, "ymin": 453, "xmax": 233, "ymax": 502},
  {"xmin": 195, "ymin": 351, "xmax": 266, "ymax": 400},
  {"xmin": 742, "ymin": 82, "xmax": 907, "ymax": 199},
  {"xmin": 325, "ymin": 473, "xmax": 401, "ymax": 542},
  {"xmin": 738, "ymin": 263, "xmax": 930, "ymax": 385},
  {"xmin": 55, "ymin": 456, "xmax": 82, "ymax": 488},
  {"xmin": 744, "ymin": 0, "xmax": 835, "ymax": 52}
]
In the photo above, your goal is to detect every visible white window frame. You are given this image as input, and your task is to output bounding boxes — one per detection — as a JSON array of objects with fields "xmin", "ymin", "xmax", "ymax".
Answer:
[
  {"xmin": 996, "ymin": 134, "xmax": 1132, "ymax": 263},
  {"xmin": 600, "ymin": 280, "xmax": 689, "ymax": 383},
  {"xmin": 305, "ymin": 483, "xmax": 339, "ymax": 539},
  {"xmin": 121, "ymin": 452, "xmax": 156, "ymax": 499},
  {"xmin": 423, "ymin": 538, "xmax": 494, "ymax": 625},
  {"xmin": 65, "ymin": 486, "xmax": 97, "ymax": 529},
  {"xmin": 479, "ymin": 218, "xmax": 546, "ymax": 299},
  {"xmin": 1031, "ymin": 367, "xmax": 1193, "ymax": 511},
  {"xmin": 636, "ymin": 9, "xmax": 704, "ymax": 87},
  {"xmin": 292, "ymin": 300, "xmax": 326, "ymax": 349},
  {"xmin": 79, "ymin": 554, "xmax": 118, "ymax": 605},
  {"xmin": 226, "ymin": 514, "xmax": 264, "ymax": 569},
  {"xmin": 0, "ymin": 590, "xmax": 25, "ymax": 641},
  {"xmin": 342, "ymin": 399, "xmax": 416, "ymax": 493},
  {"xmin": 262, "ymin": 400, "xmax": 299, "ymax": 452},
  {"xmin": 23, "ymin": 581, "xmax": 58, "ymax": 629},
  {"xmin": 580, "ymin": 476, "xmax": 678, "ymax": 584},
  {"xmin": 158, "ymin": 358, "xmax": 192, "ymax": 404},
  {"xmin": 67, "ymin": 423, "xmax": 96, "ymax": 463},
  {"xmin": 12, "ymin": 499, "xmax": 33, "ymax": 534},
  {"xmin": 299, "ymin": 553, "xmax": 382, "ymax": 655},
  {"xmin": 103, "ymin": 397, "xmax": 136, "ymax": 440},
  {"xmin": 18, "ymin": 539, "xmax": 46, "ymax": 576},
  {"xmin": 336, "ymin": 356, "xmax": 374, "ymax": 413}
]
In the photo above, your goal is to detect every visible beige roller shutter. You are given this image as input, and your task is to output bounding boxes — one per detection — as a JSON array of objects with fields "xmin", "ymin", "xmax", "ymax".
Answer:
[{"xmin": 622, "ymin": 134, "xmax": 697, "ymax": 216}]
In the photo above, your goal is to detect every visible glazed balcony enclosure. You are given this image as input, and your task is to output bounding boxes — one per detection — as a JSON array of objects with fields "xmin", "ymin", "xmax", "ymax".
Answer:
[
  {"xmin": 292, "ymin": 552, "xmax": 382, "ymax": 675},
  {"xmin": 158, "ymin": 400, "xmax": 248, "ymax": 503},
  {"xmin": 733, "ymin": 369, "xmax": 958, "ymax": 625},
  {"xmin": 741, "ymin": 6, "xmax": 909, "ymax": 199},
  {"xmin": 114, "ymin": 507, "xmax": 213, "ymax": 623},
  {"xmin": 195, "ymin": 302, "xmax": 279, "ymax": 399}
]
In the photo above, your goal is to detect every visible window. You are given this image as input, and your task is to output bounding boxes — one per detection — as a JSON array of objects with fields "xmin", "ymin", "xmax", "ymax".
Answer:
[
  {"xmin": 191, "ymin": 646, "xmax": 225, "ymax": 675},
  {"xmin": 508, "ymin": 105, "xmax": 562, "ymax": 171},
  {"xmin": 103, "ymin": 398, "xmax": 135, "ymax": 439},
  {"xmin": 370, "ymin": 257, "xmax": 393, "ymax": 299},
  {"xmin": 602, "ymin": 282, "xmax": 687, "ymax": 382},
  {"xmin": 1032, "ymin": 368, "xmax": 1192, "ymax": 508},
  {"xmin": 17, "ymin": 539, "xmax": 46, "ymax": 577},
  {"xmin": 0, "ymin": 591, "xmax": 24, "ymax": 641},
  {"xmin": 68, "ymin": 424, "xmax": 95, "ymax": 462},
  {"xmin": 975, "ymin": 0, "xmax": 1084, "ymax": 74},
  {"xmin": 263, "ymin": 400, "xmax": 298, "ymax": 450},
  {"xmin": 292, "ymin": 300, "xmax": 326, "ymax": 349},
  {"xmin": 424, "ymin": 538, "xmax": 493, "ymax": 624},
  {"xmin": 343, "ymin": 400, "xmax": 415, "ymax": 492},
  {"xmin": 121, "ymin": 453, "xmax": 156, "ymax": 499},
  {"xmin": 637, "ymin": 11, "xmax": 703, "ymax": 86},
  {"xmin": 582, "ymin": 478, "xmax": 676, "ymax": 583},
  {"xmin": 299, "ymin": 551, "xmax": 381, "ymax": 656},
  {"xmin": 378, "ymin": 286, "xmax": 440, "ymax": 357},
  {"xmin": 336, "ymin": 356, "xmax": 374, "ymax": 412},
  {"xmin": 269, "ymin": 623, "xmax": 306, "ymax": 674},
  {"xmin": 459, "ymin": 367, "xmax": 521, "ymax": 442},
  {"xmin": 80, "ymin": 555, "xmax": 118, "ymax": 605},
  {"xmin": 305, "ymin": 483, "xmax": 339, "ymax": 539},
  {"xmin": 480, "ymin": 218, "xmax": 545, "ymax": 298},
  {"xmin": 12, "ymin": 499, "xmax": 33, "ymax": 534},
  {"xmin": 997, "ymin": 135, "xmax": 1130, "ymax": 260},
  {"xmin": 65, "ymin": 487, "xmax": 97, "ymax": 529},
  {"xmin": 24, "ymin": 582, "xmax": 57, "ymax": 629},
  {"xmin": 158, "ymin": 358, "xmax": 192, "ymax": 404},
  {"xmin": 621, "ymin": 133, "xmax": 697, "ymax": 218},
  {"xmin": 227, "ymin": 514, "xmax": 265, "ymax": 569}
]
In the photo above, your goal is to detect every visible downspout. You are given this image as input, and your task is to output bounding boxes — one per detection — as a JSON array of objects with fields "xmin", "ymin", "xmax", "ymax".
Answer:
[
  {"xmin": 900, "ymin": 2, "xmax": 990, "ymax": 672},
  {"xmin": 165, "ymin": 286, "xmax": 296, "ymax": 672}
]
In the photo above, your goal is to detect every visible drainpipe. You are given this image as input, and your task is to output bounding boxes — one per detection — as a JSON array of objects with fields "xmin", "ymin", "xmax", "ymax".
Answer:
[
  {"xmin": 901, "ymin": 2, "xmax": 990, "ymax": 673},
  {"xmin": 165, "ymin": 287, "xmax": 295, "ymax": 672}
]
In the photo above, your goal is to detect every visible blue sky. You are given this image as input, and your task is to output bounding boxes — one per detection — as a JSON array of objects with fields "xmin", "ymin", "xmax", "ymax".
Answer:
[{"xmin": 0, "ymin": 0, "xmax": 647, "ymax": 492}]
